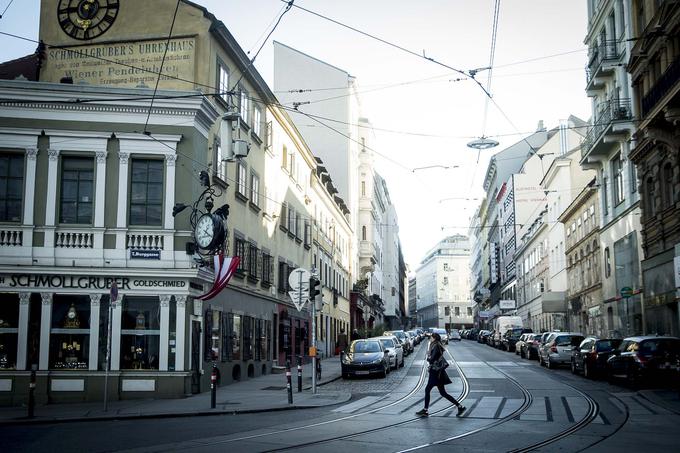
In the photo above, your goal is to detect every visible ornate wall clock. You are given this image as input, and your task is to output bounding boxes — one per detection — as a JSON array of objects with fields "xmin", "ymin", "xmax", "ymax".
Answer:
[
  {"xmin": 57, "ymin": 0, "xmax": 120, "ymax": 40},
  {"xmin": 194, "ymin": 213, "xmax": 226, "ymax": 251}
]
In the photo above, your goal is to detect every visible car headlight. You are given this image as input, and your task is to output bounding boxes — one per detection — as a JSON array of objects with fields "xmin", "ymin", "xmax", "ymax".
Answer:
[{"xmin": 341, "ymin": 356, "xmax": 351, "ymax": 364}]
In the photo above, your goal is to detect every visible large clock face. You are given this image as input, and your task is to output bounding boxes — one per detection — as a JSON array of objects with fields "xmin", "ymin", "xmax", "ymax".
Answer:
[
  {"xmin": 57, "ymin": 0, "xmax": 119, "ymax": 40},
  {"xmin": 195, "ymin": 214, "xmax": 216, "ymax": 249}
]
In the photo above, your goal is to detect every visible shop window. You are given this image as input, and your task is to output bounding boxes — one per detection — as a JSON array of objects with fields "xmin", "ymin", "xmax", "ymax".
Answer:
[
  {"xmin": 121, "ymin": 297, "xmax": 160, "ymax": 370},
  {"xmin": 59, "ymin": 156, "xmax": 94, "ymax": 224},
  {"xmin": 254, "ymin": 319, "xmax": 262, "ymax": 361},
  {"xmin": 231, "ymin": 313, "xmax": 241, "ymax": 361},
  {"xmin": 129, "ymin": 159, "xmax": 163, "ymax": 226},
  {"xmin": 243, "ymin": 315, "xmax": 253, "ymax": 361},
  {"xmin": 266, "ymin": 320, "xmax": 272, "ymax": 361},
  {"xmin": 222, "ymin": 312, "xmax": 230, "ymax": 362},
  {"xmin": 0, "ymin": 294, "xmax": 20, "ymax": 370},
  {"xmin": 50, "ymin": 295, "xmax": 91, "ymax": 370},
  {"xmin": 0, "ymin": 153, "xmax": 24, "ymax": 223}
]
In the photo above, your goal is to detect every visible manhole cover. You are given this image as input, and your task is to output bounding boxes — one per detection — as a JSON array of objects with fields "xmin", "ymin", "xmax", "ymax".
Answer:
[{"xmin": 261, "ymin": 386, "xmax": 287, "ymax": 390}]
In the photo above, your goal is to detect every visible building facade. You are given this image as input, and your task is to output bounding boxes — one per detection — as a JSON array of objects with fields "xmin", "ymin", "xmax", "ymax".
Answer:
[{"xmin": 627, "ymin": 0, "xmax": 680, "ymax": 336}]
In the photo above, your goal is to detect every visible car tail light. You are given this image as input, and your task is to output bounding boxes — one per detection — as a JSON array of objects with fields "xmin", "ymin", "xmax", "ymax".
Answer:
[
  {"xmin": 634, "ymin": 353, "xmax": 649, "ymax": 365},
  {"xmin": 589, "ymin": 352, "xmax": 598, "ymax": 360},
  {"xmin": 550, "ymin": 345, "xmax": 557, "ymax": 353}
]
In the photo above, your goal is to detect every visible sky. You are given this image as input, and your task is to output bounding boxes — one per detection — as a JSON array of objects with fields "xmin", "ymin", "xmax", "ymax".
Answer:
[{"xmin": 0, "ymin": 0, "xmax": 592, "ymax": 271}]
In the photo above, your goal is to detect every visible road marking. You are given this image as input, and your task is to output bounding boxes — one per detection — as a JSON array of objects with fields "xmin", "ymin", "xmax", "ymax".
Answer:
[
  {"xmin": 467, "ymin": 396, "xmax": 504, "ymax": 418},
  {"xmin": 332, "ymin": 396, "xmax": 382, "ymax": 413},
  {"xmin": 561, "ymin": 396, "xmax": 574, "ymax": 422}
]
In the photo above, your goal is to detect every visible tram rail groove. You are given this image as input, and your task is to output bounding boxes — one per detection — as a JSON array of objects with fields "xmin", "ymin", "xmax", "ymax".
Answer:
[{"xmin": 573, "ymin": 393, "xmax": 630, "ymax": 453}]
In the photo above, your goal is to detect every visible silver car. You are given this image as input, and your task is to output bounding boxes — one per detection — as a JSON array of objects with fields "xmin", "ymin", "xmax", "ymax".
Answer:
[
  {"xmin": 373, "ymin": 336, "xmax": 404, "ymax": 369},
  {"xmin": 539, "ymin": 332, "xmax": 585, "ymax": 369}
]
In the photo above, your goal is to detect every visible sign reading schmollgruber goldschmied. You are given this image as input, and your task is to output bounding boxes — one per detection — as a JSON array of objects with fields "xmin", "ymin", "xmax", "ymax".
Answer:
[{"xmin": 0, "ymin": 274, "xmax": 187, "ymax": 292}]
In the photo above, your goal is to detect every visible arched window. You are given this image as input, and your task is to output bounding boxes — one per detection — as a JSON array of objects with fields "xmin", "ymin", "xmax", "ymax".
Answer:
[
  {"xmin": 663, "ymin": 163, "xmax": 674, "ymax": 208},
  {"xmin": 646, "ymin": 177, "xmax": 656, "ymax": 217},
  {"xmin": 361, "ymin": 225, "xmax": 366, "ymax": 241}
]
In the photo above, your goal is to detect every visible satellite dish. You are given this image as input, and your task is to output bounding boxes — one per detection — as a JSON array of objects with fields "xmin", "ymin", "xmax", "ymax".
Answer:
[{"xmin": 467, "ymin": 137, "xmax": 499, "ymax": 150}]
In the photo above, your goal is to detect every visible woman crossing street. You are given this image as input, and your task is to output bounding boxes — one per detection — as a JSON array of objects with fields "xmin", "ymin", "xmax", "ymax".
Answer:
[{"xmin": 415, "ymin": 332, "xmax": 466, "ymax": 417}]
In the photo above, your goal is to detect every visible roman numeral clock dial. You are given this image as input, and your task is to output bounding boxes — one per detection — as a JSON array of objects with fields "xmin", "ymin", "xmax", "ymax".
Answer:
[{"xmin": 57, "ymin": 0, "xmax": 119, "ymax": 40}]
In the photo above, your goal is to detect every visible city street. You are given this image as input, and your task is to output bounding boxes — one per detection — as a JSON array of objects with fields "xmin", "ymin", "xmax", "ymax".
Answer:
[{"xmin": 3, "ymin": 339, "xmax": 679, "ymax": 452}]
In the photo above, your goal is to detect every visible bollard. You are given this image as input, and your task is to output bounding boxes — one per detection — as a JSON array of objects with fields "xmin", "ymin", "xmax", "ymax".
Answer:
[
  {"xmin": 28, "ymin": 368, "xmax": 36, "ymax": 418},
  {"xmin": 297, "ymin": 356, "xmax": 302, "ymax": 393},
  {"xmin": 210, "ymin": 364, "xmax": 218, "ymax": 409},
  {"xmin": 286, "ymin": 360, "xmax": 293, "ymax": 404}
]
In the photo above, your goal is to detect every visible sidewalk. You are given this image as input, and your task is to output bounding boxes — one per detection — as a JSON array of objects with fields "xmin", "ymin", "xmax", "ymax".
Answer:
[
  {"xmin": 0, "ymin": 356, "xmax": 348, "ymax": 425},
  {"xmin": 639, "ymin": 388, "xmax": 680, "ymax": 414}
]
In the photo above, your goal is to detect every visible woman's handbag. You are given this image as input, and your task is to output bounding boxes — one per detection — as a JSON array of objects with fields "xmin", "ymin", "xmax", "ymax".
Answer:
[{"xmin": 429, "ymin": 355, "xmax": 449, "ymax": 372}]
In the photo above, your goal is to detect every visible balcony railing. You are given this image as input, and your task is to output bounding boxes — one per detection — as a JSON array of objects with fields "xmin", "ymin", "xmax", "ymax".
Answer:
[
  {"xmin": 641, "ymin": 54, "xmax": 680, "ymax": 117},
  {"xmin": 55, "ymin": 230, "xmax": 94, "ymax": 248},
  {"xmin": 0, "ymin": 228, "xmax": 22, "ymax": 247},
  {"xmin": 581, "ymin": 98, "xmax": 632, "ymax": 158},
  {"xmin": 127, "ymin": 232, "xmax": 164, "ymax": 250},
  {"xmin": 586, "ymin": 40, "xmax": 621, "ymax": 85}
]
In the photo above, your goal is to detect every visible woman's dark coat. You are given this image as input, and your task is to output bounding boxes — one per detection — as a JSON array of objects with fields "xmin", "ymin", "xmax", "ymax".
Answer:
[{"xmin": 426, "ymin": 341, "xmax": 452, "ymax": 385}]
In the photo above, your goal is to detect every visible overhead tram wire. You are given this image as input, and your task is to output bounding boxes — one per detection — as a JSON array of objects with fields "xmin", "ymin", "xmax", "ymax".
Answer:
[
  {"xmin": 143, "ymin": 0, "xmax": 182, "ymax": 133},
  {"xmin": 0, "ymin": 0, "xmax": 15, "ymax": 19}
]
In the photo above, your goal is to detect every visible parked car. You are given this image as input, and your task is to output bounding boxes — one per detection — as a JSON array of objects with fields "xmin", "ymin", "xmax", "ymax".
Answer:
[
  {"xmin": 449, "ymin": 330, "xmax": 462, "ymax": 341},
  {"xmin": 514, "ymin": 333, "xmax": 532, "ymax": 356},
  {"xmin": 432, "ymin": 328, "xmax": 449, "ymax": 344},
  {"xmin": 341, "ymin": 339, "xmax": 390, "ymax": 379},
  {"xmin": 478, "ymin": 330, "xmax": 490, "ymax": 344},
  {"xmin": 606, "ymin": 336, "xmax": 680, "ymax": 388},
  {"xmin": 571, "ymin": 337, "xmax": 622, "ymax": 378},
  {"xmin": 502, "ymin": 328, "xmax": 532, "ymax": 352},
  {"xmin": 520, "ymin": 333, "xmax": 541, "ymax": 360},
  {"xmin": 384, "ymin": 330, "xmax": 412, "ymax": 355},
  {"xmin": 539, "ymin": 332, "xmax": 584, "ymax": 369},
  {"xmin": 373, "ymin": 336, "xmax": 405, "ymax": 370},
  {"xmin": 407, "ymin": 330, "xmax": 419, "ymax": 345}
]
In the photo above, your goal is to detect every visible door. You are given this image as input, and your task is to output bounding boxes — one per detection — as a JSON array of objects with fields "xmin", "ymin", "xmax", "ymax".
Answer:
[{"xmin": 191, "ymin": 320, "xmax": 201, "ymax": 394}]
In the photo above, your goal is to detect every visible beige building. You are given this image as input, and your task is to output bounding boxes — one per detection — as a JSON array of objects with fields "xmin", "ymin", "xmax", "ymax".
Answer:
[
  {"xmin": 0, "ymin": 0, "xmax": 352, "ymax": 404},
  {"xmin": 559, "ymin": 179, "xmax": 604, "ymax": 336}
]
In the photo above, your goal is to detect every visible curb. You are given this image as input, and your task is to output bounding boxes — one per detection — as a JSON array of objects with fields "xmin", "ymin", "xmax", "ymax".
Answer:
[{"xmin": 0, "ymin": 398, "xmax": 348, "ymax": 427}]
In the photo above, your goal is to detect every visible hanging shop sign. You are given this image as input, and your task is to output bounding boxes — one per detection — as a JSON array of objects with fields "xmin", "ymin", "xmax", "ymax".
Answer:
[{"xmin": 0, "ymin": 274, "xmax": 187, "ymax": 291}]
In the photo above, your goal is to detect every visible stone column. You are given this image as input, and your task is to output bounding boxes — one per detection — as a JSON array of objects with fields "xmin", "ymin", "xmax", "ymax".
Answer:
[
  {"xmin": 38, "ymin": 293, "xmax": 53, "ymax": 370},
  {"xmin": 115, "ymin": 152, "xmax": 130, "ymax": 250},
  {"xmin": 110, "ymin": 298, "xmax": 122, "ymax": 371},
  {"xmin": 17, "ymin": 293, "xmax": 30, "ymax": 370},
  {"xmin": 175, "ymin": 296, "xmax": 187, "ymax": 372},
  {"xmin": 94, "ymin": 151, "xmax": 108, "ymax": 229},
  {"xmin": 164, "ymin": 154, "xmax": 176, "ymax": 230},
  {"xmin": 159, "ymin": 295, "xmax": 171, "ymax": 371},
  {"xmin": 44, "ymin": 149, "xmax": 60, "ymax": 248},
  {"xmin": 23, "ymin": 148, "xmax": 38, "ymax": 227},
  {"xmin": 89, "ymin": 294, "xmax": 102, "ymax": 371}
]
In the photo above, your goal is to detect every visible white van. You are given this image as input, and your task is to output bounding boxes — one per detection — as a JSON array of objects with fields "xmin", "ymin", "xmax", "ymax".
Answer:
[{"xmin": 492, "ymin": 316, "xmax": 523, "ymax": 348}]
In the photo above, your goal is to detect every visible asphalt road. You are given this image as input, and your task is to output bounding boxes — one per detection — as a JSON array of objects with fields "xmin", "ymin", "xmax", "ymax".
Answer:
[{"xmin": 3, "ymin": 340, "xmax": 679, "ymax": 452}]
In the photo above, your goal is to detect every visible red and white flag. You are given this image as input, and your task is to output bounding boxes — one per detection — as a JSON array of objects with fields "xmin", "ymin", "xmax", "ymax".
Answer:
[{"xmin": 196, "ymin": 254, "xmax": 240, "ymax": 301}]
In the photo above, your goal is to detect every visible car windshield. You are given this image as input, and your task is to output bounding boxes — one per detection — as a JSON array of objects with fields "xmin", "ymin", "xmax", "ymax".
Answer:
[
  {"xmin": 596, "ymin": 339, "xmax": 622, "ymax": 351},
  {"xmin": 391, "ymin": 332, "xmax": 405, "ymax": 340},
  {"xmin": 352, "ymin": 341, "xmax": 381, "ymax": 353},
  {"xmin": 379, "ymin": 339, "xmax": 394, "ymax": 349}
]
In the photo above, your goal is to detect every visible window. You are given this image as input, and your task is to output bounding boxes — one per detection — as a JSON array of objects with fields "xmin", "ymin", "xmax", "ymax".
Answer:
[
  {"xmin": 262, "ymin": 252, "xmax": 273, "ymax": 285},
  {"xmin": 443, "ymin": 276, "xmax": 449, "ymax": 285},
  {"xmin": 253, "ymin": 105, "xmax": 262, "ymax": 137},
  {"xmin": 646, "ymin": 177, "xmax": 656, "ymax": 216},
  {"xmin": 248, "ymin": 243, "xmax": 259, "ymax": 279},
  {"xmin": 630, "ymin": 162, "xmax": 638, "ymax": 193},
  {"xmin": 288, "ymin": 206, "xmax": 295, "ymax": 233},
  {"xmin": 295, "ymin": 211, "xmax": 301, "ymax": 239},
  {"xmin": 443, "ymin": 263, "xmax": 449, "ymax": 271},
  {"xmin": 217, "ymin": 60, "xmax": 229, "ymax": 103},
  {"xmin": 250, "ymin": 173, "xmax": 260, "ymax": 207},
  {"xmin": 130, "ymin": 159, "xmax": 163, "ymax": 226},
  {"xmin": 239, "ymin": 88, "xmax": 250, "ymax": 126},
  {"xmin": 455, "ymin": 307, "xmax": 460, "ymax": 316},
  {"xmin": 612, "ymin": 156, "xmax": 625, "ymax": 205},
  {"xmin": 361, "ymin": 181, "xmax": 366, "ymax": 196},
  {"xmin": 602, "ymin": 175, "xmax": 609, "ymax": 215},
  {"xmin": 0, "ymin": 153, "xmax": 23, "ymax": 222},
  {"xmin": 231, "ymin": 313, "xmax": 241, "ymax": 361},
  {"xmin": 304, "ymin": 220, "xmax": 311, "ymax": 247},
  {"xmin": 361, "ymin": 225, "xmax": 367, "ymax": 240},
  {"xmin": 236, "ymin": 162, "xmax": 248, "ymax": 198},
  {"xmin": 279, "ymin": 202, "xmax": 288, "ymax": 231},
  {"xmin": 444, "ymin": 307, "xmax": 450, "ymax": 316},
  {"xmin": 604, "ymin": 247, "xmax": 611, "ymax": 278},
  {"xmin": 281, "ymin": 145, "xmax": 288, "ymax": 169},
  {"xmin": 663, "ymin": 163, "xmax": 674, "ymax": 207},
  {"xmin": 49, "ymin": 295, "xmax": 91, "ymax": 370},
  {"xmin": 467, "ymin": 307, "xmax": 472, "ymax": 316},
  {"xmin": 59, "ymin": 157, "xmax": 94, "ymax": 224},
  {"xmin": 121, "ymin": 297, "xmax": 161, "ymax": 369},
  {"xmin": 214, "ymin": 139, "xmax": 227, "ymax": 181},
  {"xmin": 234, "ymin": 236, "xmax": 247, "ymax": 275}
]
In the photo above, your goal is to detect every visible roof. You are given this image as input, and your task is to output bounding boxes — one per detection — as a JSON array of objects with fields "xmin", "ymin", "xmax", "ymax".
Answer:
[{"xmin": 0, "ymin": 48, "xmax": 43, "ymax": 81}]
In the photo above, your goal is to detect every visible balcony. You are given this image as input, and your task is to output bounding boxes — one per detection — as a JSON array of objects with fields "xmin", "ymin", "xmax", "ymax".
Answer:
[
  {"xmin": 581, "ymin": 98, "xmax": 633, "ymax": 161},
  {"xmin": 641, "ymin": 54, "xmax": 680, "ymax": 118},
  {"xmin": 585, "ymin": 40, "xmax": 622, "ymax": 92}
]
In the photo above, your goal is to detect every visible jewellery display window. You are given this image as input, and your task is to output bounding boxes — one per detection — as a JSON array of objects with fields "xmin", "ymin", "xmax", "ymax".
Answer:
[
  {"xmin": 121, "ymin": 297, "xmax": 160, "ymax": 370},
  {"xmin": 231, "ymin": 314, "xmax": 241, "ymax": 361},
  {"xmin": 49, "ymin": 295, "xmax": 90, "ymax": 370},
  {"xmin": 0, "ymin": 294, "xmax": 19, "ymax": 370}
]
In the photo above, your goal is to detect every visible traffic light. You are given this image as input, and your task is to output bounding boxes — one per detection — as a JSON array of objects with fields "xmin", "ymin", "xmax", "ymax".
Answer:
[{"xmin": 309, "ymin": 276, "xmax": 322, "ymax": 311}]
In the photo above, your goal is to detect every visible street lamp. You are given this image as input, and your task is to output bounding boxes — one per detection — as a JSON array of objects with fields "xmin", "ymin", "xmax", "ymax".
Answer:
[{"xmin": 411, "ymin": 165, "xmax": 459, "ymax": 173}]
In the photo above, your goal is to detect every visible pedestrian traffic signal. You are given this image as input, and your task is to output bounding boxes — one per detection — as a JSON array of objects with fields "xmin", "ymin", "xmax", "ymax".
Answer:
[{"xmin": 310, "ymin": 276, "xmax": 322, "ymax": 310}]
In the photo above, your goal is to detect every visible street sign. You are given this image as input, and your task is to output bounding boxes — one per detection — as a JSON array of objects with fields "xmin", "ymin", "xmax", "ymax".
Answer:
[
  {"xmin": 289, "ymin": 268, "xmax": 311, "ymax": 291},
  {"xmin": 499, "ymin": 299, "xmax": 516, "ymax": 310},
  {"xmin": 288, "ymin": 291, "xmax": 308, "ymax": 312},
  {"xmin": 479, "ymin": 311, "xmax": 492, "ymax": 318},
  {"xmin": 620, "ymin": 286, "xmax": 633, "ymax": 298}
]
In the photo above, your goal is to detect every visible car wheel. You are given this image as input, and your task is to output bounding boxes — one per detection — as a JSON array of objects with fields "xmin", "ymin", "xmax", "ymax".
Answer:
[
  {"xmin": 379, "ymin": 365, "xmax": 387, "ymax": 378},
  {"xmin": 627, "ymin": 368, "xmax": 640, "ymax": 389},
  {"xmin": 547, "ymin": 358, "xmax": 555, "ymax": 369},
  {"xmin": 584, "ymin": 362, "xmax": 592, "ymax": 379},
  {"xmin": 400, "ymin": 357, "xmax": 405, "ymax": 368},
  {"xmin": 571, "ymin": 359, "xmax": 577, "ymax": 374}
]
